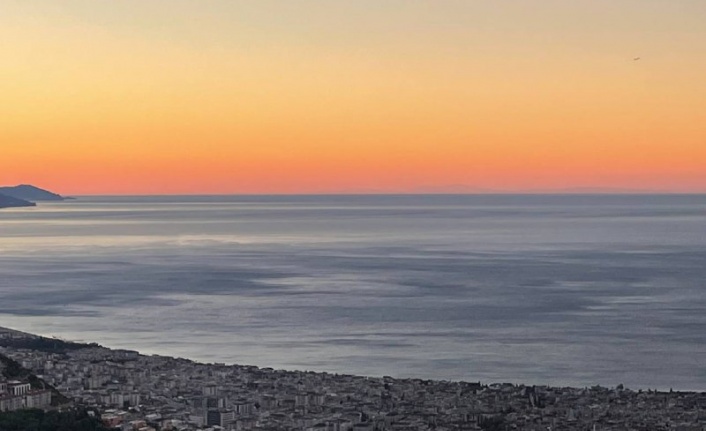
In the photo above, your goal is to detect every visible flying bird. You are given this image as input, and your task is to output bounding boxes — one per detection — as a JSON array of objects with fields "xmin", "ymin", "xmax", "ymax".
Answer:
[{"xmin": 633, "ymin": 57, "xmax": 641, "ymax": 61}]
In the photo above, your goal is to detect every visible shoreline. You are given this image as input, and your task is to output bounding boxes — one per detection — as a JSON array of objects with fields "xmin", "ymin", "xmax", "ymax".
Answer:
[
  {"xmin": 2, "ymin": 325, "xmax": 702, "ymax": 394},
  {"xmin": 3, "ymin": 325, "xmax": 706, "ymax": 430}
]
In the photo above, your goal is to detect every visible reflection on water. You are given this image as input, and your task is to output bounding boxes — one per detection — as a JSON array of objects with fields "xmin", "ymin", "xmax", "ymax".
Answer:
[{"xmin": 1, "ymin": 195, "xmax": 705, "ymax": 390}]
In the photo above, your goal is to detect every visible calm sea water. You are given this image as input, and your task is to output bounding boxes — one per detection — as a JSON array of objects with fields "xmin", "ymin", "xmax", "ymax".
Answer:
[{"xmin": 1, "ymin": 195, "xmax": 705, "ymax": 390}]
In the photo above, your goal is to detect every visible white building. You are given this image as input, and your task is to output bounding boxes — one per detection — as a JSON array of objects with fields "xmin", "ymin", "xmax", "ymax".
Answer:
[{"xmin": 8, "ymin": 381, "xmax": 31, "ymax": 396}]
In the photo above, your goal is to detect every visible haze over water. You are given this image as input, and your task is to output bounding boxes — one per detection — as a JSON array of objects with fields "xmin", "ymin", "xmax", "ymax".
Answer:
[{"xmin": 1, "ymin": 195, "xmax": 705, "ymax": 390}]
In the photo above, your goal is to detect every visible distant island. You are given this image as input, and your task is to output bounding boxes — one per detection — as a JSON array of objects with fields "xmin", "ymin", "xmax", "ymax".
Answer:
[
  {"xmin": 0, "ymin": 194, "xmax": 36, "ymax": 209},
  {"xmin": 0, "ymin": 184, "xmax": 70, "ymax": 209},
  {"xmin": 0, "ymin": 184, "xmax": 68, "ymax": 202}
]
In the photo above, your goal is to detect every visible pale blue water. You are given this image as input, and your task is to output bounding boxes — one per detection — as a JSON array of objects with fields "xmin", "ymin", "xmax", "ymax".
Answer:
[{"xmin": 1, "ymin": 195, "xmax": 705, "ymax": 390}]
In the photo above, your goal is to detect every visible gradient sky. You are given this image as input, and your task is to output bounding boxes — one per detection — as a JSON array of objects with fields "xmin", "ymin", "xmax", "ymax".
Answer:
[{"xmin": 2, "ymin": 1, "xmax": 705, "ymax": 194}]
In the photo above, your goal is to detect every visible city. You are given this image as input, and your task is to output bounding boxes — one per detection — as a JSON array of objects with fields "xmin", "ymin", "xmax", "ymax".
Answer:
[{"xmin": 2, "ymin": 326, "xmax": 705, "ymax": 430}]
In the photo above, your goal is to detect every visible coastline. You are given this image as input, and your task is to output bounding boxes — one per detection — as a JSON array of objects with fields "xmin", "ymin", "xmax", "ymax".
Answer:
[
  {"xmin": 2, "ymin": 325, "xmax": 703, "ymax": 393},
  {"xmin": 3, "ymin": 325, "xmax": 705, "ymax": 430}
]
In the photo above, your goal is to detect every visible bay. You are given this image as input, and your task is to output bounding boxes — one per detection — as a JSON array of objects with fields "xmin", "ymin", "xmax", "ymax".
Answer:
[{"xmin": 1, "ymin": 194, "xmax": 705, "ymax": 390}]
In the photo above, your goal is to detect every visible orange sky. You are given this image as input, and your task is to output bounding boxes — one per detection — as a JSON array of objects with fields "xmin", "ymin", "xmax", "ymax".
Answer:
[{"xmin": 1, "ymin": 1, "xmax": 705, "ymax": 194}]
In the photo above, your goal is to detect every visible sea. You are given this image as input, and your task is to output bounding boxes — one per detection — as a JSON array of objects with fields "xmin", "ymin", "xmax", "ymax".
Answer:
[{"xmin": 1, "ymin": 194, "xmax": 705, "ymax": 390}]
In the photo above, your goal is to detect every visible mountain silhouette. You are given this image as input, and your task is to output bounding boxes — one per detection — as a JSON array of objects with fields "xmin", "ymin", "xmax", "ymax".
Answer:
[{"xmin": 0, "ymin": 184, "xmax": 67, "ymax": 201}]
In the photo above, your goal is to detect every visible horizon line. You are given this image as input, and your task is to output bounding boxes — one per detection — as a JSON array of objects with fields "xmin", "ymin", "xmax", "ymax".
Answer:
[{"xmin": 67, "ymin": 190, "xmax": 706, "ymax": 197}]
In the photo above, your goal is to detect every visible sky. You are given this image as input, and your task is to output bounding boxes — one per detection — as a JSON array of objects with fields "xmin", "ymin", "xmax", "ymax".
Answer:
[{"xmin": 1, "ymin": 1, "xmax": 705, "ymax": 195}]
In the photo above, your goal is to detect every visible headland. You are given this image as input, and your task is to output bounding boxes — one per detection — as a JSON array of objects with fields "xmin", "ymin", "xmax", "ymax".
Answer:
[{"xmin": 0, "ymin": 185, "xmax": 70, "ymax": 209}]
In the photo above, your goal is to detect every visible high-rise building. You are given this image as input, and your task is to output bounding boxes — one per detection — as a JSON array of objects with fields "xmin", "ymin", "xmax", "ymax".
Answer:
[{"xmin": 206, "ymin": 409, "xmax": 235, "ymax": 428}]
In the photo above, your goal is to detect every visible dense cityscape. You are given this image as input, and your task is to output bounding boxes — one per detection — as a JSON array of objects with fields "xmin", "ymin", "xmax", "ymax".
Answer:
[{"xmin": 2, "ymin": 326, "xmax": 705, "ymax": 430}]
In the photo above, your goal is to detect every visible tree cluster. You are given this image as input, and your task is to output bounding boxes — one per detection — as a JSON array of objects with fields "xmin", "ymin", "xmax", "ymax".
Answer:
[
  {"xmin": 0, "ymin": 408, "xmax": 110, "ymax": 431},
  {"xmin": 0, "ymin": 337, "xmax": 99, "ymax": 354}
]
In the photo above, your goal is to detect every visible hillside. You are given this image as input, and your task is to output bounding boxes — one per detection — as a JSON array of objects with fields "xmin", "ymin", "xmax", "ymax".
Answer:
[
  {"xmin": 0, "ymin": 184, "xmax": 67, "ymax": 201},
  {"xmin": 0, "ymin": 352, "xmax": 71, "ymax": 406}
]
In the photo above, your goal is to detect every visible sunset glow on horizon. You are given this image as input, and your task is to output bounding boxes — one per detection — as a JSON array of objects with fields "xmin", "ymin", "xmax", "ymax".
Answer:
[{"xmin": 2, "ymin": 1, "xmax": 705, "ymax": 195}]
